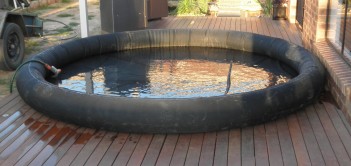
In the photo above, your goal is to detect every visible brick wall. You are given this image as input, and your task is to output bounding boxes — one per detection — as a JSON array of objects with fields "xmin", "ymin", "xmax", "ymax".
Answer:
[{"xmin": 300, "ymin": 0, "xmax": 351, "ymax": 120}]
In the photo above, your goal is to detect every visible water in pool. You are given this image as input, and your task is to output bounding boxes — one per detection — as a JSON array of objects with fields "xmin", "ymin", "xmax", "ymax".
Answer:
[{"xmin": 49, "ymin": 47, "xmax": 296, "ymax": 98}]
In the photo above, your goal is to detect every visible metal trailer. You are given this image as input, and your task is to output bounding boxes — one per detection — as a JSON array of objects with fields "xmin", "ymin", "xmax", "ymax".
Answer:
[{"xmin": 0, "ymin": 0, "xmax": 43, "ymax": 70}]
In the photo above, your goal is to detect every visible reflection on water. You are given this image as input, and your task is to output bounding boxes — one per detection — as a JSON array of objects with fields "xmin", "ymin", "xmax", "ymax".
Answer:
[{"xmin": 49, "ymin": 47, "xmax": 296, "ymax": 98}]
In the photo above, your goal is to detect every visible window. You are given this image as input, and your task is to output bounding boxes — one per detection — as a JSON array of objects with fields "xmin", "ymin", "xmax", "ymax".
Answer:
[{"xmin": 327, "ymin": 0, "xmax": 351, "ymax": 58}]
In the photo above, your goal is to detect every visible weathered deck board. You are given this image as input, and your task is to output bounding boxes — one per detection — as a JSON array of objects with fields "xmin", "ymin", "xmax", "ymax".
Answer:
[{"xmin": 0, "ymin": 16, "xmax": 350, "ymax": 166}]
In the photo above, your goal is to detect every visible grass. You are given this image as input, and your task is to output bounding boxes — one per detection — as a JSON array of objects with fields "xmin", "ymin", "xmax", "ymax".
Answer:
[
  {"xmin": 24, "ymin": 40, "xmax": 40, "ymax": 55},
  {"xmin": 88, "ymin": 15, "xmax": 95, "ymax": 20},
  {"xmin": 0, "ymin": 72, "xmax": 12, "ymax": 96},
  {"xmin": 69, "ymin": 22, "xmax": 79, "ymax": 27},
  {"xmin": 57, "ymin": 13, "xmax": 74, "ymax": 17},
  {"xmin": 55, "ymin": 26, "xmax": 73, "ymax": 34},
  {"xmin": 37, "ymin": 5, "xmax": 60, "ymax": 10},
  {"xmin": 62, "ymin": 0, "xmax": 71, "ymax": 3},
  {"xmin": 0, "ymin": 78, "xmax": 9, "ymax": 85}
]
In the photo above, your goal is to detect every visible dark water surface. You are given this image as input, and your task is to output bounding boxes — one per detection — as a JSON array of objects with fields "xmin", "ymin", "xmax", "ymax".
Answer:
[{"xmin": 49, "ymin": 47, "xmax": 296, "ymax": 98}]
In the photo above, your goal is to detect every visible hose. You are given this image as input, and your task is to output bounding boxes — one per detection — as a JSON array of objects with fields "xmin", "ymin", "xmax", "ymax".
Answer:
[
  {"xmin": 9, "ymin": 60, "xmax": 61, "ymax": 93},
  {"xmin": 224, "ymin": 61, "xmax": 233, "ymax": 95},
  {"xmin": 40, "ymin": 18, "xmax": 78, "ymax": 41}
]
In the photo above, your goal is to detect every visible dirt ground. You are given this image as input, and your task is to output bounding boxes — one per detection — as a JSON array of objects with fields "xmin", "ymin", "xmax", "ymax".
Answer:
[{"xmin": 0, "ymin": 0, "xmax": 101, "ymax": 99}]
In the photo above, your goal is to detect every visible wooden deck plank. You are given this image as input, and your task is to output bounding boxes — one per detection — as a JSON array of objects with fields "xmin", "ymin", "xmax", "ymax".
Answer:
[
  {"xmin": 235, "ymin": 18, "xmax": 241, "ymax": 31},
  {"xmin": 262, "ymin": 18, "xmax": 277, "ymax": 38},
  {"xmin": 324, "ymin": 102, "xmax": 351, "ymax": 156},
  {"xmin": 282, "ymin": 21, "xmax": 302, "ymax": 46},
  {"xmin": 219, "ymin": 17, "xmax": 227, "ymax": 30},
  {"xmin": 333, "ymin": 102, "xmax": 351, "ymax": 141},
  {"xmin": 254, "ymin": 18, "xmax": 264, "ymax": 35},
  {"xmin": 28, "ymin": 125, "xmax": 78, "ymax": 166},
  {"xmin": 14, "ymin": 122, "xmax": 67, "ymax": 166},
  {"xmin": 276, "ymin": 118, "xmax": 298, "ymax": 166},
  {"xmin": 98, "ymin": 133, "xmax": 129, "ymax": 166},
  {"xmin": 229, "ymin": 17, "xmax": 236, "ymax": 31},
  {"xmin": 198, "ymin": 132, "xmax": 216, "ymax": 166},
  {"xmin": 71, "ymin": 131, "xmax": 106, "ymax": 165},
  {"xmin": 250, "ymin": 18, "xmax": 258, "ymax": 34},
  {"xmin": 155, "ymin": 134, "xmax": 178, "ymax": 166},
  {"xmin": 241, "ymin": 127, "xmax": 255, "ymax": 166},
  {"xmin": 56, "ymin": 128, "xmax": 96, "ymax": 166},
  {"xmin": 0, "ymin": 103, "xmax": 27, "ymax": 128},
  {"xmin": 112, "ymin": 134, "xmax": 141, "ymax": 166},
  {"xmin": 0, "ymin": 104, "xmax": 30, "ymax": 131},
  {"xmin": 0, "ymin": 92, "xmax": 18, "ymax": 109},
  {"xmin": 184, "ymin": 133, "xmax": 203, "ymax": 166},
  {"xmin": 213, "ymin": 17, "xmax": 222, "ymax": 30},
  {"xmin": 203, "ymin": 17, "xmax": 213, "ymax": 30},
  {"xmin": 165, "ymin": 17, "xmax": 181, "ymax": 29},
  {"xmin": 296, "ymin": 110, "xmax": 325, "ymax": 166},
  {"xmin": 0, "ymin": 96, "xmax": 22, "ymax": 115},
  {"xmin": 0, "ymin": 111, "xmax": 42, "ymax": 154},
  {"xmin": 259, "ymin": 18, "xmax": 270, "ymax": 36},
  {"xmin": 272, "ymin": 20, "xmax": 289, "ymax": 41},
  {"xmin": 276, "ymin": 20, "xmax": 297, "ymax": 44},
  {"xmin": 246, "ymin": 18, "xmax": 253, "ymax": 33},
  {"xmin": 127, "ymin": 134, "xmax": 153, "ymax": 166},
  {"xmin": 305, "ymin": 105, "xmax": 339, "ymax": 166},
  {"xmin": 213, "ymin": 131, "xmax": 228, "ymax": 166},
  {"xmin": 170, "ymin": 134, "xmax": 191, "ymax": 166},
  {"xmin": 176, "ymin": 17, "xmax": 189, "ymax": 29},
  {"xmin": 240, "ymin": 17, "xmax": 248, "ymax": 32},
  {"xmin": 141, "ymin": 134, "xmax": 166, "ymax": 166},
  {"xmin": 265, "ymin": 121, "xmax": 284, "ymax": 166},
  {"xmin": 0, "ymin": 118, "xmax": 56, "ymax": 165},
  {"xmin": 225, "ymin": 17, "xmax": 231, "ymax": 30},
  {"xmin": 287, "ymin": 114, "xmax": 311, "ymax": 165},
  {"xmin": 43, "ymin": 127, "xmax": 86, "ymax": 166},
  {"xmin": 0, "ymin": 108, "xmax": 35, "ymax": 142},
  {"xmin": 228, "ymin": 129, "xmax": 241, "ymax": 165},
  {"xmin": 253, "ymin": 124, "xmax": 269, "ymax": 166},
  {"xmin": 84, "ymin": 132, "xmax": 117, "ymax": 166},
  {"xmin": 195, "ymin": 17, "xmax": 206, "ymax": 29},
  {"xmin": 314, "ymin": 103, "xmax": 351, "ymax": 165},
  {"xmin": 187, "ymin": 17, "xmax": 197, "ymax": 29}
]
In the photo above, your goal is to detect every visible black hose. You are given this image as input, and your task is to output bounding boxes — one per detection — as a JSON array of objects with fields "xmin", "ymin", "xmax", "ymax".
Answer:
[
  {"xmin": 9, "ymin": 60, "xmax": 61, "ymax": 93},
  {"xmin": 41, "ymin": 18, "xmax": 78, "ymax": 41},
  {"xmin": 224, "ymin": 61, "xmax": 233, "ymax": 95}
]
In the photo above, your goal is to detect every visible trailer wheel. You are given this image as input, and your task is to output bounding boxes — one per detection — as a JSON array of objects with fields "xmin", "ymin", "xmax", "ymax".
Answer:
[{"xmin": 0, "ymin": 23, "xmax": 25, "ymax": 70}]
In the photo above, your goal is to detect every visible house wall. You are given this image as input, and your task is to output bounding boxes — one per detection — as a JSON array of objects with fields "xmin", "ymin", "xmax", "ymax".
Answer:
[{"xmin": 299, "ymin": 0, "xmax": 351, "ymax": 121}]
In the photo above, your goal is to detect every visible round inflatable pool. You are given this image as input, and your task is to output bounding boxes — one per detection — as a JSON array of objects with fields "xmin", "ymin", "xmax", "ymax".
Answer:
[{"xmin": 16, "ymin": 29, "xmax": 325, "ymax": 133}]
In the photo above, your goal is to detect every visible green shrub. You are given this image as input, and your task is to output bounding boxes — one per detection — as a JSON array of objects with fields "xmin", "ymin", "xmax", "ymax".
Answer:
[
  {"xmin": 255, "ymin": 0, "xmax": 273, "ymax": 16},
  {"xmin": 175, "ymin": 0, "xmax": 210, "ymax": 15}
]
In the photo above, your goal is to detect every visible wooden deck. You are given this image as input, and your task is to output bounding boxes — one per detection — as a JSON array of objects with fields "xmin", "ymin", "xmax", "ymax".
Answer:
[{"xmin": 1, "ymin": 17, "xmax": 350, "ymax": 166}]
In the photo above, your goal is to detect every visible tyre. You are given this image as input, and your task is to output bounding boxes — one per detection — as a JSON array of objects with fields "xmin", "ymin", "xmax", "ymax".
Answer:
[{"xmin": 0, "ymin": 23, "xmax": 25, "ymax": 70}]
